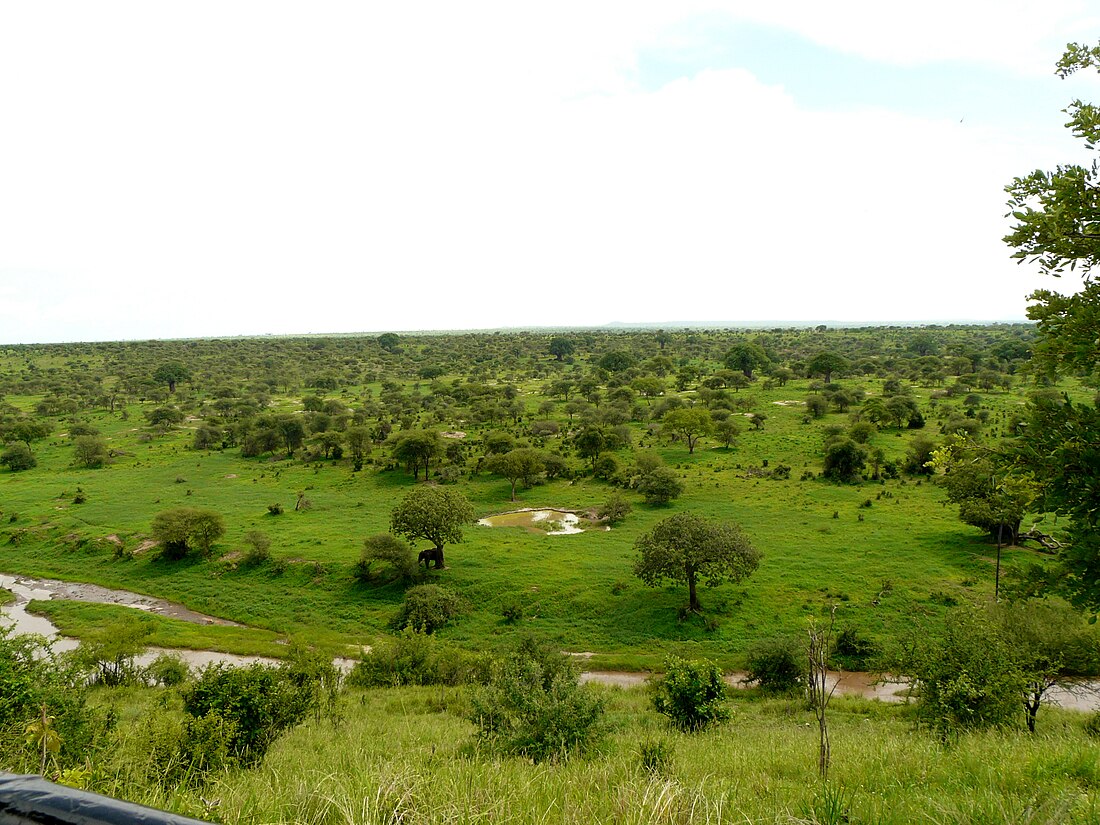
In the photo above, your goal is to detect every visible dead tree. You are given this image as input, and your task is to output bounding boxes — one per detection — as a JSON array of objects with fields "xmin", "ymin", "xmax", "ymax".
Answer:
[{"xmin": 807, "ymin": 606, "xmax": 838, "ymax": 780}]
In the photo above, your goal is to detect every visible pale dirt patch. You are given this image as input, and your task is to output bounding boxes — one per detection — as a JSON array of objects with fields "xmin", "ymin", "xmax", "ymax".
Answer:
[
  {"xmin": 224, "ymin": 474, "xmax": 238, "ymax": 479},
  {"xmin": 134, "ymin": 539, "xmax": 157, "ymax": 556},
  {"xmin": 771, "ymin": 400, "xmax": 805, "ymax": 406},
  {"xmin": 441, "ymin": 431, "xmax": 466, "ymax": 439},
  {"xmin": 103, "ymin": 534, "xmax": 123, "ymax": 545}
]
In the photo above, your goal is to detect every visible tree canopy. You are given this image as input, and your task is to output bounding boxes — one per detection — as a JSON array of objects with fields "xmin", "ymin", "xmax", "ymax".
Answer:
[
  {"xmin": 633, "ymin": 511, "xmax": 760, "ymax": 611},
  {"xmin": 390, "ymin": 486, "xmax": 475, "ymax": 569},
  {"xmin": 1001, "ymin": 42, "xmax": 1100, "ymax": 609}
]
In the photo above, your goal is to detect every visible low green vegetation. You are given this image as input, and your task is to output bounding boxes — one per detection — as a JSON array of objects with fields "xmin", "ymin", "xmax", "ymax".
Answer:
[{"xmin": 0, "ymin": 319, "xmax": 1067, "ymax": 669}]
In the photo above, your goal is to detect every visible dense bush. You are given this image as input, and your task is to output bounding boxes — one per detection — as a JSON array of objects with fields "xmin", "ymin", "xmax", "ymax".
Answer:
[
  {"xmin": 182, "ymin": 663, "xmax": 315, "ymax": 766},
  {"xmin": 355, "ymin": 533, "xmax": 416, "ymax": 582},
  {"xmin": 597, "ymin": 492, "xmax": 632, "ymax": 525},
  {"xmin": 0, "ymin": 626, "xmax": 106, "ymax": 772},
  {"xmin": 241, "ymin": 530, "xmax": 272, "ymax": 565},
  {"xmin": 469, "ymin": 637, "xmax": 606, "ymax": 762},
  {"xmin": 636, "ymin": 465, "xmax": 684, "ymax": 506},
  {"xmin": 348, "ymin": 628, "xmax": 491, "ymax": 688},
  {"xmin": 151, "ymin": 507, "xmax": 225, "ymax": 560},
  {"xmin": 144, "ymin": 653, "xmax": 191, "ymax": 687},
  {"xmin": 391, "ymin": 584, "xmax": 464, "ymax": 633},
  {"xmin": 0, "ymin": 443, "xmax": 36, "ymax": 471},
  {"xmin": 745, "ymin": 637, "xmax": 804, "ymax": 695},
  {"xmin": 898, "ymin": 607, "xmax": 1025, "ymax": 740},
  {"xmin": 831, "ymin": 627, "xmax": 878, "ymax": 670},
  {"xmin": 822, "ymin": 438, "xmax": 867, "ymax": 483},
  {"xmin": 652, "ymin": 655, "xmax": 730, "ymax": 731}
]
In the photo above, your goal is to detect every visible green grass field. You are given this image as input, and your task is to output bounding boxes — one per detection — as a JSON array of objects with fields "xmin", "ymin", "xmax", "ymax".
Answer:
[
  {"xmin": 92, "ymin": 684, "xmax": 1100, "ymax": 824},
  {"xmin": 0, "ymin": 366, "xmax": 1046, "ymax": 669}
]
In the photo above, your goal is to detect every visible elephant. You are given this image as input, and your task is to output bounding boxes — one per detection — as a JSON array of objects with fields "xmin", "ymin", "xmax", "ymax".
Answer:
[{"xmin": 418, "ymin": 548, "xmax": 445, "ymax": 569}]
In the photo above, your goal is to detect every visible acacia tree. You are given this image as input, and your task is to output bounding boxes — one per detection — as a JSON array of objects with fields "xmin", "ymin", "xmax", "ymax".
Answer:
[
  {"xmin": 389, "ymin": 429, "xmax": 444, "ymax": 481},
  {"xmin": 1001, "ymin": 43, "xmax": 1100, "ymax": 608},
  {"xmin": 807, "ymin": 351, "xmax": 849, "ymax": 384},
  {"xmin": 72, "ymin": 436, "xmax": 108, "ymax": 469},
  {"xmin": 548, "ymin": 336, "xmax": 575, "ymax": 362},
  {"xmin": 390, "ymin": 485, "xmax": 475, "ymax": 569},
  {"xmin": 344, "ymin": 425, "xmax": 371, "ymax": 471},
  {"xmin": 633, "ymin": 512, "xmax": 760, "ymax": 612},
  {"xmin": 486, "ymin": 448, "xmax": 545, "ymax": 502},
  {"xmin": 153, "ymin": 362, "xmax": 191, "ymax": 393},
  {"xmin": 662, "ymin": 408, "xmax": 713, "ymax": 454},
  {"xmin": 723, "ymin": 342, "xmax": 769, "ymax": 379},
  {"xmin": 151, "ymin": 507, "xmax": 225, "ymax": 560}
]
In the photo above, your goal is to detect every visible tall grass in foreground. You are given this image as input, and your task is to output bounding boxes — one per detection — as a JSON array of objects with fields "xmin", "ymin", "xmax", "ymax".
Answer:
[{"xmin": 111, "ymin": 686, "xmax": 1100, "ymax": 825}]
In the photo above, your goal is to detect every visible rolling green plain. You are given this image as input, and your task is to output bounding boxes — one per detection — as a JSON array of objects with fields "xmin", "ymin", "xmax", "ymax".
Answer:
[
  {"xmin": 3, "ymin": 325, "xmax": 1098, "ymax": 823},
  {"xmin": 0, "ymin": 326, "xmax": 1048, "ymax": 667}
]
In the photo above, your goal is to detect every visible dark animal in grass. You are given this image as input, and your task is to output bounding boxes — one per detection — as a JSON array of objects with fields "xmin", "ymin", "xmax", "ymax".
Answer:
[{"xmin": 418, "ymin": 548, "xmax": 445, "ymax": 569}]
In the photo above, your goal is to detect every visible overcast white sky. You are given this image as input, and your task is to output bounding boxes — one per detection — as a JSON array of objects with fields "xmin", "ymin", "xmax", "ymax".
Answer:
[{"xmin": 2, "ymin": 2, "xmax": 1099, "ymax": 344}]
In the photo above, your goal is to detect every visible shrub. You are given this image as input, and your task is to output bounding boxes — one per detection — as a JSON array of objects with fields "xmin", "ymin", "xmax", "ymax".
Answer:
[
  {"xmin": 0, "ymin": 443, "xmax": 36, "ymax": 472},
  {"xmin": 144, "ymin": 653, "xmax": 191, "ymax": 687},
  {"xmin": 597, "ymin": 492, "xmax": 632, "ymax": 525},
  {"xmin": 182, "ymin": 663, "xmax": 314, "ymax": 766},
  {"xmin": 501, "ymin": 601, "xmax": 524, "ymax": 624},
  {"xmin": 653, "ymin": 655, "xmax": 730, "ymax": 731},
  {"xmin": 0, "ymin": 626, "xmax": 110, "ymax": 772},
  {"xmin": 348, "ymin": 628, "xmax": 491, "ymax": 688},
  {"xmin": 898, "ymin": 607, "xmax": 1025, "ymax": 740},
  {"xmin": 822, "ymin": 438, "xmax": 866, "ymax": 483},
  {"xmin": 355, "ymin": 533, "xmax": 415, "ymax": 582},
  {"xmin": 72, "ymin": 435, "xmax": 108, "ymax": 469},
  {"xmin": 636, "ymin": 465, "xmax": 685, "ymax": 506},
  {"xmin": 469, "ymin": 637, "xmax": 606, "ymax": 762},
  {"xmin": 267, "ymin": 503, "xmax": 284, "ymax": 516},
  {"xmin": 391, "ymin": 584, "xmax": 463, "ymax": 634},
  {"xmin": 745, "ymin": 637, "xmax": 803, "ymax": 694},
  {"xmin": 74, "ymin": 618, "xmax": 151, "ymax": 687},
  {"xmin": 832, "ymin": 627, "xmax": 878, "ymax": 670},
  {"xmin": 151, "ymin": 507, "xmax": 225, "ymax": 560},
  {"xmin": 592, "ymin": 454, "xmax": 619, "ymax": 480},
  {"xmin": 241, "ymin": 530, "xmax": 272, "ymax": 565},
  {"xmin": 848, "ymin": 421, "xmax": 877, "ymax": 444}
]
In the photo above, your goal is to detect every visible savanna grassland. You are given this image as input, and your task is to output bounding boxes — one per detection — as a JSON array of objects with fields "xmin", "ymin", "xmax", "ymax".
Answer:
[
  {"xmin": 0, "ymin": 326, "xmax": 1050, "ymax": 666},
  {"xmin": 4, "ymin": 324, "xmax": 1100, "ymax": 825}
]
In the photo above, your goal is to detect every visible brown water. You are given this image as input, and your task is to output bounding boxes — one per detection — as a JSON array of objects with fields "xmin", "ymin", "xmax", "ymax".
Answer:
[{"xmin": 579, "ymin": 669, "xmax": 1100, "ymax": 711}]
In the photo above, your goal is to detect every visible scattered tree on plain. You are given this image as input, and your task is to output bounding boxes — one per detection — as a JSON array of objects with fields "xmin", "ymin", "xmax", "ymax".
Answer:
[
  {"xmin": 662, "ymin": 407, "xmax": 713, "ymax": 454},
  {"xmin": 390, "ymin": 485, "xmax": 475, "ymax": 569},
  {"xmin": 151, "ymin": 507, "xmax": 226, "ymax": 560},
  {"xmin": 486, "ymin": 448, "xmax": 545, "ymax": 502},
  {"xmin": 633, "ymin": 511, "xmax": 760, "ymax": 612}
]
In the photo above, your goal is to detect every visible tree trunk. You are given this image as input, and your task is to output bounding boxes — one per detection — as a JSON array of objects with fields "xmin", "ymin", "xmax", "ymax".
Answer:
[
  {"xmin": 688, "ymin": 573, "xmax": 699, "ymax": 611},
  {"xmin": 435, "ymin": 544, "xmax": 446, "ymax": 569},
  {"xmin": 510, "ymin": 480, "xmax": 517, "ymax": 501}
]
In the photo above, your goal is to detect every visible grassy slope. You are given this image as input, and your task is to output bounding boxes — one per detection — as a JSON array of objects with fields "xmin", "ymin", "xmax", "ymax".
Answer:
[
  {"xmin": 98, "ymin": 685, "xmax": 1100, "ymax": 825},
  {"xmin": 0, "ymin": 374, "xmax": 1049, "ymax": 668}
]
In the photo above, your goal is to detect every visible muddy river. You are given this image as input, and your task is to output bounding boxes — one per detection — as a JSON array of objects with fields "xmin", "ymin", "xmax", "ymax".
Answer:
[{"xmin": 3, "ymin": 572, "xmax": 1100, "ymax": 710}]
